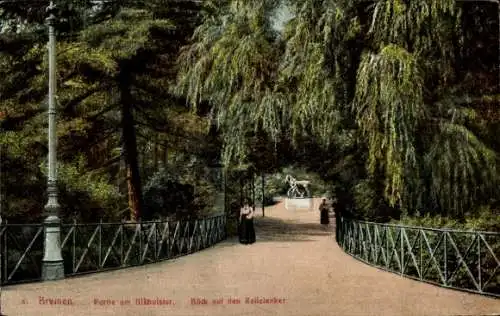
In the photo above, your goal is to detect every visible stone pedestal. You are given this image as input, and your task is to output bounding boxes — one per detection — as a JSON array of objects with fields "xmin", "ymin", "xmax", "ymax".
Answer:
[
  {"xmin": 42, "ymin": 259, "xmax": 65, "ymax": 281},
  {"xmin": 285, "ymin": 198, "xmax": 313, "ymax": 211},
  {"xmin": 42, "ymin": 215, "xmax": 64, "ymax": 280}
]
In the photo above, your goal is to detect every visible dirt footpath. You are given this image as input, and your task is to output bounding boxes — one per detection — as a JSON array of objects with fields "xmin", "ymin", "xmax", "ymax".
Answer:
[{"xmin": 2, "ymin": 199, "xmax": 499, "ymax": 316}]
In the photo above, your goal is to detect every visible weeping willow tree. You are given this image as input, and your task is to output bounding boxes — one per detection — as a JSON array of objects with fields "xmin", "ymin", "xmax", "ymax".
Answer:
[
  {"xmin": 175, "ymin": 0, "xmax": 291, "ymax": 164},
  {"xmin": 353, "ymin": 44, "xmax": 424, "ymax": 211},
  {"xmin": 176, "ymin": 0, "xmax": 499, "ymax": 219},
  {"xmin": 278, "ymin": 0, "xmax": 361, "ymax": 146},
  {"xmin": 176, "ymin": 0, "xmax": 361, "ymax": 161},
  {"xmin": 354, "ymin": 0, "xmax": 497, "ymax": 217}
]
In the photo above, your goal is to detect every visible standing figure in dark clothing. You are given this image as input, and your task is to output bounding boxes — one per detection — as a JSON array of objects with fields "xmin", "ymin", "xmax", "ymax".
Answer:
[
  {"xmin": 239, "ymin": 200, "xmax": 256, "ymax": 244},
  {"xmin": 319, "ymin": 198, "xmax": 329, "ymax": 225}
]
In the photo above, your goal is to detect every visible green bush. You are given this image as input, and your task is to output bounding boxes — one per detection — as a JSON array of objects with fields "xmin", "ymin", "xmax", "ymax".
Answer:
[
  {"xmin": 41, "ymin": 155, "xmax": 125, "ymax": 222},
  {"xmin": 143, "ymin": 171, "xmax": 197, "ymax": 220},
  {"xmin": 142, "ymin": 157, "xmax": 220, "ymax": 220},
  {"xmin": 396, "ymin": 206, "xmax": 500, "ymax": 231},
  {"xmin": 353, "ymin": 179, "xmax": 378, "ymax": 219}
]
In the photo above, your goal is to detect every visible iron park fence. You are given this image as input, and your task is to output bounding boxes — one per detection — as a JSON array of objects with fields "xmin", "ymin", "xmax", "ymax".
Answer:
[
  {"xmin": 338, "ymin": 217, "xmax": 500, "ymax": 298},
  {"xmin": 0, "ymin": 214, "xmax": 227, "ymax": 285}
]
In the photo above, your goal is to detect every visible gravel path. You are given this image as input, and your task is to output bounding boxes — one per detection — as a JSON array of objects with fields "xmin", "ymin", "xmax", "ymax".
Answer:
[{"xmin": 1, "ymin": 199, "xmax": 499, "ymax": 316}]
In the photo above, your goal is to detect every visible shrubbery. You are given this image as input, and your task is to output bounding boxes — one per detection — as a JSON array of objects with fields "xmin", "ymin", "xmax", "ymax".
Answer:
[
  {"xmin": 41, "ymin": 155, "xmax": 125, "ymax": 222},
  {"xmin": 142, "ymin": 158, "xmax": 218, "ymax": 220},
  {"xmin": 397, "ymin": 205, "xmax": 500, "ymax": 232},
  {"xmin": 143, "ymin": 171, "xmax": 196, "ymax": 220}
]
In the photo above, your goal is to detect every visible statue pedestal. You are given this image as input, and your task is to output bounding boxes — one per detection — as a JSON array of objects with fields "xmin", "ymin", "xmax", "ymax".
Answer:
[{"xmin": 285, "ymin": 198, "xmax": 313, "ymax": 211}]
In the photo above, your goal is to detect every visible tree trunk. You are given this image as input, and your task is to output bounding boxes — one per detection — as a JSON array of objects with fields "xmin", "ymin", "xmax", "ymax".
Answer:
[
  {"xmin": 153, "ymin": 135, "xmax": 158, "ymax": 171},
  {"xmin": 239, "ymin": 177, "xmax": 243, "ymax": 206},
  {"xmin": 118, "ymin": 147, "xmax": 125, "ymax": 191},
  {"xmin": 251, "ymin": 173, "xmax": 255, "ymax": 212},
  {"xmin": 163, "ymin": 140, "xmax": 168, "ymax": 166},
  {"xmin": 119, "ymin": 66, "xmax": 143, "ymax": 221},
  {"xmin": 141, "ymin": 142, "xmax": 146, "ymax": 180},
  {"xmin": 125, "ymin": 165, "xmax": 140, "ymax": 220}
]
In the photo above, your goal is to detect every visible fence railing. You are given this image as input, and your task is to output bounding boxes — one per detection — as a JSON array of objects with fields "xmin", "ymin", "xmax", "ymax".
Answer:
[
  {"xmin": 0, "ymin": 214, "xmax": 227, "ymax": 285},
  {"xmin": 338, "ymin": 217, "xmax": 500, "ymax": 297}
]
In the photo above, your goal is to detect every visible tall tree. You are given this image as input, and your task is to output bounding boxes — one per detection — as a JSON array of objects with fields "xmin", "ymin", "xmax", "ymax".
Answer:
[
  {"xmin": 175, "ymin": 0, "xmax": 500, "ymax": 220},
  {"xmin": 176, "ymin": 0, "xmax": 285, "ymax": 165},
  {"xmin": 0, "ymin": 0, "xmax": 205, "ymax": 221}
]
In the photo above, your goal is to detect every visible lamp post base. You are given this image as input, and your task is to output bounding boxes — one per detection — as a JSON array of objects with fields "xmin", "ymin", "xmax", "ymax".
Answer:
[{"xmin": 41, "ymin": 260, "xmax": 64, "ymax": 281}]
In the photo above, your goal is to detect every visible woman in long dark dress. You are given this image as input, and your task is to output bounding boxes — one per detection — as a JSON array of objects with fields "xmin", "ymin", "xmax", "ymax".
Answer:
[
  {"xmin": 319, "ymin": 198, "xmax": 329, "ymax": 225},
  {"xmin": 239, "ymin": 201, "xmax": 256, "ymax": 244}
]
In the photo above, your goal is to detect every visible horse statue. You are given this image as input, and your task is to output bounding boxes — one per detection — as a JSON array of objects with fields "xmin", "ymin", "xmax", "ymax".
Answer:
[{"xmin": 285, "ymin": 175, "xmax": 310, "ymax": 198}]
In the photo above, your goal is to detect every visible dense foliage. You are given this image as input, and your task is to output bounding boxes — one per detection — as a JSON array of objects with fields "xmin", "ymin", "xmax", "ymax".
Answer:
[
  {"xmin": 0, "ymin": 0, "xmax": 498, "ymax": 231},
  {"xmin": 0, "ymin": 0, "xmax": 224, "ymax": 222},
  {"xmin": 175, "ymin": 0, "xmax": 500, "ymax": 229}
]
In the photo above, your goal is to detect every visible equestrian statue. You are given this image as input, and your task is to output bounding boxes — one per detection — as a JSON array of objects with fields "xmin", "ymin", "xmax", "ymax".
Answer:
[{"xmin": 285, "ymin": 175, "xmax": 311, "ymax": 198}]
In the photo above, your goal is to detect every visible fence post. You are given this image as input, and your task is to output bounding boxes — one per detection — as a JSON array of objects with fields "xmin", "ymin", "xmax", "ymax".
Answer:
[
  {"xmin": 120, "ymin": 221, "xmax": 124, "ymax": 267},
  {"xmin": 335, "ymin": 214, "xmax": 340, "ymax": 242},
  {"xmin": 386, "ymin": 226, "xmax": 389, "ymax": 268},
  {"xmin": 72, "ymin": 218, "xmax": 76, "ymax": 273},
  {"xmin": 443, "ymin": 232, "xmax": 447, "ymax": 286},
  {"xmin": 419, "ymin": 230, "xmax": 423, "ymax": 280},
  {"xmin": 188, "ymin": 221, "xmax": 191, "ymax": 253},
  {"xmin": 400, "ymin": 228, "xmax": 404, "ymax": 275},
  {"xmin": 0, "ymin": 216, "xmax": 3, "ymax": 315},
  {"xmin": 3, "ymin": 220, "xmax": 6, "ymax": 284},
  {"xmin": 477, "ymin": 234, "xmax": 481, "ymax": 291},
  {"xmin": 154, "ymin": 221, "xmax": 159, "ymax": 260},
  {"xmin": 98, "ymin": 219, "xmax": 102, "ymax": 268},
  {"xmin": 139, "ymin": 221, "xmax": 143, "ymax": 263},
  {"xmin": 0, "ymin": 218, "xmax": 3, "ymax": 287}
]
